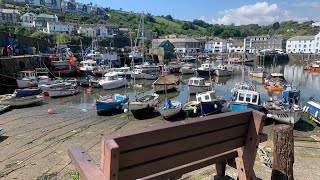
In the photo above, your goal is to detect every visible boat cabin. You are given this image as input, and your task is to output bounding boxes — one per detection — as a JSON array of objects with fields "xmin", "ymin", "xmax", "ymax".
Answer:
[
  {"xmin": 200, "ymin": 63, "xmax": 213, "ymax": 69},
  {"xmin": 189, "ymin": 77, "xmax": 206, "ymax": 86},
  {"xmin": 18, "ymin": 70, "xmax": 37, "ymax": 80},
  {"xmin": 233, "ymin": 89, "xmax": 260, "ymax": 106},
  {"xmin": 80, "ymin": 60, "xmax": 97, "ymax": 70},
  {"xmin": 232, "ymin": 82, "xmax": 254, "ymax": 93},
  {"xmin": 217, "ymin": 65, "xmax": 228, "ymax": 71},
  {"xmin": 270, "ymin": 73, "xmax": 285, "ymax": 80},
  {"xmin": 114, "ymin": 67, "xmax": 130, "ymax": 73},
  {"xmin": 103, "ymin": 72, "xmax": 120, "ymax": 81},
  {"xmin": 196, "ymin": 91, "xmax": 217, "ymax": 103}
]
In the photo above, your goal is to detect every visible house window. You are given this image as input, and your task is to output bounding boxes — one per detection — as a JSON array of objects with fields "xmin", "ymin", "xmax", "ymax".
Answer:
[
  {"xmin": 304, "ymin": 45, "xmax": 307, "ymax": 48},
  {"xmin": 304, "ymin": 40, "xmax": 306, "ymax": 43},
  {"xmin": 288, "ymin": 45, "xmax": 291, "ymax": 47}
]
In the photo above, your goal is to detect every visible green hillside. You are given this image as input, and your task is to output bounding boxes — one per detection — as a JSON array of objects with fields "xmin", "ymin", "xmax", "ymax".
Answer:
[{"xmin": 1, "ymin": 2, "xmax": 320, "ymax": 46}]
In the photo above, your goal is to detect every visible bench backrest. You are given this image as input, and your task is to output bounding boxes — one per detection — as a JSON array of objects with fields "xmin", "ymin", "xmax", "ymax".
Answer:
[{"xmin": 101, "ymin": 109, "xmax": 265, "ymax": 180}]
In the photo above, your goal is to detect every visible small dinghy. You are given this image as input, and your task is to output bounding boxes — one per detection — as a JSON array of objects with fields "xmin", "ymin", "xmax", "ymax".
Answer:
[
  {"xmin": 95, "ymin": 94, "xmax": 129, "ymax": 115},
  {"xmin": 47, "ymin": 86, "xmax": 80, "ymax": 98},
  {"xmin": 128, "ymin": 94, "xmax": 159, "ymax": 114},
  {"xmin": 157, "ymin": 98, "xmax": 182, "ymax": 119},
  {"xmin": 14, "ymin": 88, "xmax": 43, "ymax": 97},
  {"xmin": 0, "ymin": 94, "xmax": 43, "ymax": 107},
  {"xmin": 183, "ymin": 101, "xmax": 200, "ymax": 117}
]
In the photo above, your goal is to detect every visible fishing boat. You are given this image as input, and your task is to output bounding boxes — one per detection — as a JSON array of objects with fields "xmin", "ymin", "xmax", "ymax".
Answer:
[
  {"xmin": 99, "ymin": 72, "xmax": 128, "ymax": 90},
  {"xmin": 304, "ymin": 60, "xmax": 320, "ymax": 72},
  {"xmin": 215, "ymin": 65, "xmax": 232, "ymax": 77},
  {"xmin": 265, "ymin": 73, "xmax": 285, "ymax": 85},
  {"xmin": 264, "ymin": 91, "xmax": 302, "ymax": 124},
  {"xmin": 227, "ymin": 58, "xmax": 254, "ymax": 65},
  {"xmin": 265, "ymin": 81, "xmax": 284, "ymax": 91},
  {"xmin": 78, "ymin": 60, "xmax": 98, "ymax": 77},
  {"xmin": 15, "ymin": 70, "xmax": 39, "ymax": 88},
  {"xmin": 179, "ymin": 64, "xmax": 195, "ymax": 75},
  {"xmin": 228, "ymin": 89, "xmax": 264, "ymax": 112},
  {"xmin": 47, "ymin": 86, "xmax": 80, "ymax": 98},
  {"xmin": 157, "ymin": 98, "xmax": 182, "ymax": 119},
  {"xmin": 195, "ymin": 91, "xmax": 224, "ymax": 116},
  {"xmin": 39, "ymin": 80, "xmax": 74, "ymax": 96},
  {"xmin": 14, "ymin": 88, "xmax": 43, "ymax": 97},
  {"xmin": 50, "ymin": 58, "xmax": 73, "ymax": 75},
  {"xmin": 250, "ymin": 67, "xmax": 267, "ymax": 78},
  {"xmin": 128, "ymin": 93, "xmax": 159, "ymax": 114},
  {"xmin": 95, "ymin": 94, "xmax": 129, "ymax": 115},
  {"xmin": 0, "ymin": 94, "xmax": 43, "ymax": 107},
  {"xmin": 92, "ymin": 65, "xmax": 111, "ymax": 77},
  {"xmin": 183, "ymin": 91, "xmax": 223, "ymax": 117},
  {"xmin": 188, "ymin": 77, "xmax": 212, "ymax": 94},
  {"xmin": 0, "ymin": 105, "xmax": 10, "ymax": 114},
  {"xmin": 152, "ymin": 75, "xmax": 179, "ymax": 93},
  {"xmin": 230, "ymin": 82, "xmax": 255, "ymax": 94},
  {"xmin": 131, "ymin": 68, "xmax": 145, "ymax": 79},
  {"xmin": 196, "ymin": 63, "xmax": 216, "ymax": 76}
]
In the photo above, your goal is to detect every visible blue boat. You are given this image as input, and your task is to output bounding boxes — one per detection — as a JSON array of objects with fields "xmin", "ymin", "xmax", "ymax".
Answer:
[
  {"xmin": 196, "ymin": 91, "xmax": 224, "ymax": 116},
  {"xmin": 95, "ymin": 94, "xmax": 129, "ymax": 115},
  {"xmin": 282, "ymin": 85, "xmax": 300, "ymax": 104},
  {"xmin": 305, "ymin": 100, "xmax": 320, "ymax": 124},
  {"xmin": 229, "ymin": 89, "xmax": 265, "ymax": 112},
  {"xmin": 15, "ymin": 88, "xmax": 43, "ymax": 97}
]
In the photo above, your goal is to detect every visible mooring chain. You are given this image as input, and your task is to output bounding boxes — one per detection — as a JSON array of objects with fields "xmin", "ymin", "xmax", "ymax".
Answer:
[{"xmin": 257, "ymin": 145, "xmax": 272, "ymax": 168}]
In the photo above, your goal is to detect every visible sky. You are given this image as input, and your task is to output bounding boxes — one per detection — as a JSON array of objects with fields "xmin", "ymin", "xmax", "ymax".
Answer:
[{"xmin": 78, "ymin": 0, "xmax": 320, "ymax": 25}]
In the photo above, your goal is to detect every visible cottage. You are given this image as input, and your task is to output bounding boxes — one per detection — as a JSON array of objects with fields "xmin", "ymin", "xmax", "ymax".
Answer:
[
  {"xmin": 228, "ymin": 41, "xmax": 245, "ymax": 53},
  {"xmin": 45, "ymin": 21, "xmax": 76, "ymax": 34},
  {"xmin": 21, "ymin": 12, "xmax": 36, "ymax": 27},
  {"xmin": 78, "ymin": 24, "xmax": 119, "ymax": 38},
  {"xmin": 152, "ymin": 37, "xmax": 200, "ymax": 53},
  {"xmin": 205, "ymin": 38, "xmax": 228, "ymax": 53},
  {"xmin": 286, "ymin": 36, "xmax": 315, "ymax": 54}
]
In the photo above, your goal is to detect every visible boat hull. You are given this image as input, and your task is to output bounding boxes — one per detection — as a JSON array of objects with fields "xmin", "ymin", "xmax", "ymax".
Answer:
[
  {"xmin": 267, "ymin": 109, "xmax": 302, "ymax": 124},
  {"xmin": 99, "ymin": 80, "xmax": 127, "ymax": 90},
  {"xmin": 197, "ymin": 70, "xmax": 215, "ymax": 76},
  {"xmin": 180, "ymin": 68, "xmax": 195, "ymax": 75},
  {"xmin": 0, "ymin": 95, "xmax": 43, "ymax": 107},
  {"xmin": 128, "ymin": 95, "xmax": 159, "ymax": 112},
  {"xmin": 157, "ymin": 101, "xmax": 182, "ymax": 118},
  {"xmin": 153, "ymin": 84, "xmax": 177, "ymax": 93},
  {"xmin": 16, "ymin": 79, "xmax": 38, "ymax": 88},
  {"xmin": 48, "ymin": 89, "xmax": 80, "ymax": 98},
  {"xmin": 251, "ymin": 72, "xmax": 266, "ymax": 78},
  {"xmin": 306, "ymin": 101, "xmax": 320, "ymax": 124},
  {"xmin": 197, "ymin": 101, "xmax": 223, "ymax": 116},
  {"xmin": 230, "ymin": 102, "xmax": 264, "ymax": 112},
  {"xmin": 215, "ymin": 70, "xmax": 232, "ymax": 77},
  {"xmin": 15, "ymin": 88, "xmax": 43, "ymax": 97}
]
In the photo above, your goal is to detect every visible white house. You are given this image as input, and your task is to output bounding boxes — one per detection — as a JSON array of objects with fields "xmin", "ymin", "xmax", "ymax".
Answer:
[
  {"xmin": 78, "ymin": 25, "xmax": 97, "ymax": 37},
  {"xmin": 45, "ymin": 22, "xmax": 75, "ymax": 34},
  {"xmin": 286, "ymin": 36, "xmax": 315, "ymax": 53},
  {"xmin": 0, "ymin": 9, "xmax": 20, "ymax": 22},
  {"xmin": 78, "ymin": 24, "xmax": 119, "ymax": 38},
  {"xmin": 20, "ymin": 12, "xmax": 36, "ymax": 27},
  {"xmin": 204, "ymin": 38, "xmax": 228, "ymax": 53},
  {"xmin": 227, "ymin": 41, "xmax": 245, "ymax": 53},
  {"xmin": 314, "ymin": 33, "xmax": 320, "ymax": 54},
  {"xmin": 312, "ymin": 22, "xmax": 320, "ymax": 27}
]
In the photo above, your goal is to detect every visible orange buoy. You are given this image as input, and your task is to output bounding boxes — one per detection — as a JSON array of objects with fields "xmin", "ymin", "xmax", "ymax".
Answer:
[
  {"xmin": 48, "ymin": 109, "xmax": 53, "ymax": 114},
  {"xmin": 92, "ymin": 104, "xmax": 96, "ymax": 108},
  {"xmin": 87, "ymin": 88, "xmax": 92, "ymax": 93}
]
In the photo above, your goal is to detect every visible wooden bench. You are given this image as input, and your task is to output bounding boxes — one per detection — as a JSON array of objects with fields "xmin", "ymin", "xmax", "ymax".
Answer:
[{"xmin": 69, "ymin": 109, "xmax": 267, "ymax": 180}]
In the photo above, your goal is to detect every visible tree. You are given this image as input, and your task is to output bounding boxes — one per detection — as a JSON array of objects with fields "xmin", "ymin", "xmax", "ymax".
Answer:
[
  {"xmin": 192, "ymin": 19, "xmax": 210, "ymax": 28},
  {"xmin": 273, "ymin": 22, "xmax": 280, "ymax": 30},
  {"xmin": 165, "ymin": 15, "xmax": 173, "ymax": 21}
]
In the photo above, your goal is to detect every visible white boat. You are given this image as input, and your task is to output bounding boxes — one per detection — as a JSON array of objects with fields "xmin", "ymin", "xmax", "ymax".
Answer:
[
  {"xmin": 265, "ymin": 103, "xmax": 302, "ymax": 124},
  {"xmin": 157, "ymin": 98, "xmax": 182, "ymax": 119},
  {"xmin": 79, "ymin": 60, "xmax": 98, "ymax": 76},
  {"xmin": 179, "ymin": 64, "xmax": 195, "ymax": 75},
  {"xmin": 99, "ymin": 72, "xmax": 128, "ymax": 90},
  {"xmin": 128, "ymin": 94, "xmax": 159, "ymax": 112},
  {"xmin": 196, "ymin": 63, "xmax": 216, "ymax": 76},
  {"xmin": 188, "ymin": 77, "xmax": 212, "ymax": 94},
  {"xmin": 113, "ymin": 67, "xmax": 132, "ymax": 79},
  {"xmin": 215, "ymin": 65, "xmax": 232, "ymax": 77},
  {"xmin": 47, "ymin": 86, "xmax": 80, "ymax": 98},
  {"xmin": 131, "ymin": 68, "xmax": 146, "ymax": 79},
  {"xmin": 16, "ymin": 70, "xmax": 39, "ymax": 88},
  {"xmin": 0, "ymin": 94, "xmax": 43, "ymax": 107},
  {"xmin": 250, "ymin": 67, "xmax": 266, "ymax": 78}
]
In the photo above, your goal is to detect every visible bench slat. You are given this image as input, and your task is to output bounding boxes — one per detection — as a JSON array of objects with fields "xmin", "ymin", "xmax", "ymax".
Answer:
[
  {"xmin": 68, "ymin": 147, "xmax": 106, "ymax": 180},
  {"xmin": 119, "ymin": 124, "xmax": 248, "ymax": 168},
  {"xmin": 118, "ymin": 137, "xmax": 245, "ymax": 179},
  {"xmin": 139, "ymin": 150, "xmax": 238, "ymax": 180},
  {"xmin": 110, "ymin": 110, "xmax": 252, "ymax": 152}
]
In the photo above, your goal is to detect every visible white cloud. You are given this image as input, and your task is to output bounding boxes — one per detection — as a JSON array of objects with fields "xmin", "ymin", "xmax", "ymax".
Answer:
[{"xmin": 209, "ymin": 2, "xmax": 307, "ymax": 25}]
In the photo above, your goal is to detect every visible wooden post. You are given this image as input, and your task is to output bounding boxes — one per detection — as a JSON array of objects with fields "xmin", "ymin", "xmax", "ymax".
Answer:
[{"xmin": 271, "ymin": 125, "xmax": 294, "ymax": 180}]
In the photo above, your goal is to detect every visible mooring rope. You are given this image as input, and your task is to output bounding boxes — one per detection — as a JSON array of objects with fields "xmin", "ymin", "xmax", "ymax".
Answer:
[{"xmin": 257, "ymin": 145, "xmax": 272, "ymax": 168}]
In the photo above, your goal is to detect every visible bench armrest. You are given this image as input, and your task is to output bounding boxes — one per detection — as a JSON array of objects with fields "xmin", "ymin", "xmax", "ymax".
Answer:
[{"xmin": 68, "ymin": 147, "xmax": 107, "ymax": 180}]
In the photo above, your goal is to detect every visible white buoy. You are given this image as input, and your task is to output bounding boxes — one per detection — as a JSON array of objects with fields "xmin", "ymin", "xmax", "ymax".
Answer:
[
  {"xmin": 193, "ymin": 109, "xmax": 197, "ymax": 114},
  {"xmin": 214, "ymin": 104, "xmax": 218, "ymax": 109},
  {"xmin": 124, "ymin": 108, "xmax": 128, "ymax": 113}
]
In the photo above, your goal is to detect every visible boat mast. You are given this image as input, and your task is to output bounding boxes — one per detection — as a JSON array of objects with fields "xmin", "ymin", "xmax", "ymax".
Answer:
[{"xmin": 141, "ymin": 12, "xmax": 145, "ymax": 64}]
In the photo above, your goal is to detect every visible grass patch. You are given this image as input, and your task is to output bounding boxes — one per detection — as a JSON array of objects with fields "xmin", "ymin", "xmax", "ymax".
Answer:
[{"xmin": 70, "ymin": 172, "xmax": 80, "ymax": 180}]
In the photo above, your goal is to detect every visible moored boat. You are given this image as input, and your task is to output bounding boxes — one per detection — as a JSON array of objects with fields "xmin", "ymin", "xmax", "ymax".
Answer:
[
  {"xmin": 0, "ymin": 94, "xmax": 43, "ymax": 107},
  {"xmin": 229, "ymin": 89, "xmax": 264, "ymax": 112},
  {"xmin": 128, "ymin": 94, "xmax": 159, "ymax": 114},
  {"xmin": 95, "ymin": 94, "xmax": 129, "ymax": 115},
  {"xmin": 250, "ymin": 67, "xmax": 267, "ymax": 78},
  {"xmin": 0, "ymin": 105, "xmax": 10, "ymax": 114},
  {"xmin": 215, "ymin": 65, "xmax": 232, "ymax": 77},
  {"xmin": 99, "ymin": 72, "xmax": 128, "ymax": 90},
  {"xmin": 188, "ymin": 77, "xmax": 212, "ymax": 94},
  {"xmin": 195, "ymin": 91, "xmax": 224, "ymax": 116},
  {"xmin": 179, "ymin": 64, "xmax": 195, "ymax": 75},
  {"xmin": 47, "ymin": 86, "xmax": 80, "ymax": 98},
  {"xmin": 196, "ymin": 63, "xmax": 216, "ymax": 76},
  {"xmin": 265, "ymin": 101, "xmax": 302, "ymax": 124},
  {"xmin": 304, "ymin": 100, "xmax": 320, "ymax": 124},
  {"xmin": 15, "ymin": 88, "xmax": 43, "ymax": 97},
  {"xmin": 157, "ymin": 98, "xmax": 182, "ymax": 119}
]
